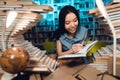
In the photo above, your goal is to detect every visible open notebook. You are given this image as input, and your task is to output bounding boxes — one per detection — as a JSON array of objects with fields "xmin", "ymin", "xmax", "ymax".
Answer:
[{"xmin": 58, "ymin": 40, "xmax": 98, "ymax": 59}]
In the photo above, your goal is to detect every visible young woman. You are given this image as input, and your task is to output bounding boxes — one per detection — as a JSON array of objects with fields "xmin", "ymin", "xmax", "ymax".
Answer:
[{"xmin": 55, "ymin": 5, "xmax": 88, "ymax": 62}]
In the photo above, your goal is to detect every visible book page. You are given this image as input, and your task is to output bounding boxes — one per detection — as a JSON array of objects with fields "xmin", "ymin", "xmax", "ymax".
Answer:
[{"xmin": 77, "ymin": 40, "xmax": 98, "ymax": 54}]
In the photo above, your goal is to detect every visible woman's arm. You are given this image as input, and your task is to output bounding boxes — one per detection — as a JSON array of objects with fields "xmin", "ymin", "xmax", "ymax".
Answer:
[
  {"xmin": 56, "ymin": 32, "xmax": 88, "ymax": 56},
  {"xmin": 56, "ymin": 40, "xmax": 74, "ymax": 56},
  {"xmin": 72, "ymin": 32, "xmax": 88, "ymax": 53}
]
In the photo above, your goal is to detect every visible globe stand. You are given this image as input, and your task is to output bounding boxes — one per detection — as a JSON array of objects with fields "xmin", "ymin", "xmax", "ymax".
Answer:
[
  {"xmin": 11, "ymin": 72, "xmax": 30, "ymax": 80},
  {"xmin": 1, "ymin": 71, "xmax": 30, "ymax": 80},
  {"xmin": 1, "ymin": 72, "xmax": 17, "ymax": 80}
]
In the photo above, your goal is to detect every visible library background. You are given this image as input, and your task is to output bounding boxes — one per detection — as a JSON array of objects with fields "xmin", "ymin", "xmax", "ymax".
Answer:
[
  {"xmin": 24, "ymin": 0, "xmax": 113, "ymax": 47},
  {"xmin": 0, "ymin": 0, "xmax": 120, "ymax": 80}
]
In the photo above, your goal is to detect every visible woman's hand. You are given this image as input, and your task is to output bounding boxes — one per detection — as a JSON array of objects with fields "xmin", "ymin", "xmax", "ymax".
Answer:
[{"xmin": 72, "ymin": 44, "xmax": 84, "ymax": 53}]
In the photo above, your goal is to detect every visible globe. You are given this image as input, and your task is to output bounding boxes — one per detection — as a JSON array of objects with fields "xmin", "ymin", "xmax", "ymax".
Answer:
[{"xmin": 0, "ymin": 46, "xmax": 30, "ymax": 74}]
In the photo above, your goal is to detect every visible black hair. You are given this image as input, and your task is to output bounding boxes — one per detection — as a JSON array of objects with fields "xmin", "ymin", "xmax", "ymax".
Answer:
[{"xmin": 54, "ymin": 5, "xmax": 80, "ymax": 40}]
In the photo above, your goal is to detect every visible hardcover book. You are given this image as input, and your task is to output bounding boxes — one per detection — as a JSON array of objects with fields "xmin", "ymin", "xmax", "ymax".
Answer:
[{"xmin": 58, "ymin": 40, "xmax": 98, "ymax": 59}]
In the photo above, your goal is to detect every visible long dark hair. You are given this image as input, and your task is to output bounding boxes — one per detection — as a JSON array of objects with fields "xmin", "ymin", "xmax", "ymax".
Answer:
[{"xmin": 54, "ymin": 5, "xmax": 80, "ymax": 40}]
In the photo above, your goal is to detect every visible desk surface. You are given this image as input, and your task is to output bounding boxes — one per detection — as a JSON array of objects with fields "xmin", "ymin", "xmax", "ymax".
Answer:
[{"xmin": 0, "ymin": 56, "xmax": 86, "ymax": 80}]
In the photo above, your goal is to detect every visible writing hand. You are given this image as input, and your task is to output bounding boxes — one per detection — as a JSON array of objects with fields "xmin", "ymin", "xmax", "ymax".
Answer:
[{"xmin": 72, "ymin": 44, "xmax": 84, "ymax": 53}]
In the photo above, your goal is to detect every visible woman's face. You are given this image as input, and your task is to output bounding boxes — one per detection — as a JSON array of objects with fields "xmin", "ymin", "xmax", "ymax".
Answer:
[{"xmin": 65, "ymin": 12, "xmax": 78, "ymax": 34}]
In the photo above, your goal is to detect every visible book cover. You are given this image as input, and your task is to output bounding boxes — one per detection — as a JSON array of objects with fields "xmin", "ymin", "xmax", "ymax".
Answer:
[{"xmin": 58, "ymin": 40, "xmax": 98, "ymax": 59}]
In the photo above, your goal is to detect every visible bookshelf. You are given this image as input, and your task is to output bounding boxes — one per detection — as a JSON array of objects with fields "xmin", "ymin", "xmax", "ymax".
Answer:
[
  {"xmin": 93, "ymin": 21, "xmax": 113, "ymax": 41},
  {"xmin": 23, "ymin": 26, "xmax": 55, "ymax": 47}
]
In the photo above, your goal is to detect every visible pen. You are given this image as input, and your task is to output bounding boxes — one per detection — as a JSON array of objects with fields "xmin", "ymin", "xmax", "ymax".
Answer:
[{"xmin": 82, "ymin": 37, "xmax": 90, "ymax": 46}]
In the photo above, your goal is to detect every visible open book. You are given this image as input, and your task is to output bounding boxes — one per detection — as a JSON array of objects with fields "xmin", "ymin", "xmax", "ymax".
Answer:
[{"xmin": 58, "ymin": 40, "xmax": 98, "ymax": 59}]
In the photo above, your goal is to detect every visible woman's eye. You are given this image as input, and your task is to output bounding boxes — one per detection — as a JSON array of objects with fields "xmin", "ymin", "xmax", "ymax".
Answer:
[
  {"xmin": 74, "ymin": 19, "xmax": 78, "ymax": 22},
  {"xmin": 65, "ymin": 22, "xmax": 70, "ymax": 25}
]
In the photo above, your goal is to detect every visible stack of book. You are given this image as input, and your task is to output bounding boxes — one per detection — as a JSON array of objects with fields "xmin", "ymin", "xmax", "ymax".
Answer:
[
  {"xmin": 88, "ymin": 1, "xmax": 120, "ymax": 74},
  {"xmin": 0, "ymin": 0, "xmax": 59, "ymax": 74},
  {"xmin": 89, "ymin": 2, "xmax": 120, "ymax": 38},
  {"xmin": 15, "ymin": 40, "xmax": 59, "ymax": 73},
  {"xmin": 90, "ymin": 43, "xmax": 120, "ymax": 74},
  {"xmin": 113, "ymin": 0, "xmax": 120, "ymax": 3}
]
